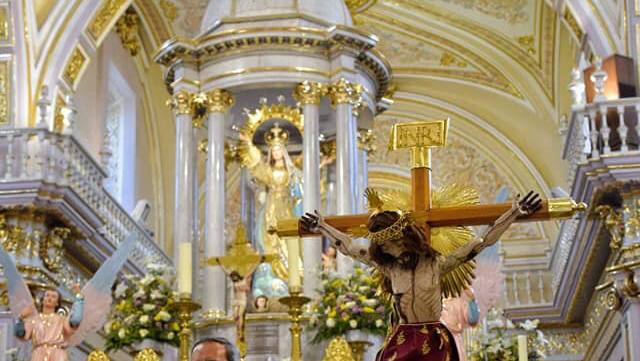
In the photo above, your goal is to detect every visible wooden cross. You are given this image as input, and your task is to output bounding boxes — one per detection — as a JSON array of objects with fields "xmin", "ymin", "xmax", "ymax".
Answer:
[{"xmin": 272, "ymin": 119, "xmax": 587, "ymax": 239}]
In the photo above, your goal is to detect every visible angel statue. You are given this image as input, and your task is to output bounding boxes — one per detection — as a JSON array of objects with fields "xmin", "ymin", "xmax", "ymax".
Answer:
[
  {"xmin": 440, "ymin": 288, "xmax": 479, "ymax": 361},
  {"xmin": 1, "ymin": 233, "xmax": 137, "ymax": 361},
  {"xmin": 238, "ymin": 124, "xmax": 304, "ymax": 298},
  {"xmin": 300, "ymin": 189, "xmax": 542, "ymax": 361}
]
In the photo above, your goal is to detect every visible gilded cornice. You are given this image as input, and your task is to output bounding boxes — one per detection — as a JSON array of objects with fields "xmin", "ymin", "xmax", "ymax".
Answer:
[
  {"xmin": 360, "ymin": 14, "xmax": 523, "ymax": 99},
  {"xmin": 88, "ymin": 0, "xmax": 130, "ymax": 42},
  {"xmin": 206, "ymin": 89, "xmax": 235, "ymax": 114},
  {"xmin": 369, "ymin": 0, "xmax": 557, "ymax": 101}
]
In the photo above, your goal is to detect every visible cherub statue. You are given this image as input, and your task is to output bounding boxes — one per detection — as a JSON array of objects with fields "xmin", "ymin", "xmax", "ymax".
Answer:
[
  {"xmin": 300, "ymin": 190, "xmax": 541, "ymax": 361},
  {"xmin": 0, "ymin": 234, "xmax": 137, "ymax": 361}
]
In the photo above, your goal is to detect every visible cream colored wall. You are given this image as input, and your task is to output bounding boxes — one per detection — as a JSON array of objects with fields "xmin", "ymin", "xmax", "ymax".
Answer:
[{"xmin": 74, "ymin": 32, "xmax": 174, "ymax": 255}]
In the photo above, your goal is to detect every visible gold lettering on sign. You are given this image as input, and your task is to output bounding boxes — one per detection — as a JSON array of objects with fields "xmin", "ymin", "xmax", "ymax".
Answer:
[{"xmin": 389, "ymin": 119, "xmax": 449, "ymax": 150}]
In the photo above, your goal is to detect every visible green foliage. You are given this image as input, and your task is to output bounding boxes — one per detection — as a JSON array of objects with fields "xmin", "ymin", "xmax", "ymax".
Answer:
[
  {"xmin": 104, "ymin": 262, "xmax": 180, "ymax": 352},
  {"xmin": 306, "ymin": 266, "xmax": 391, "ymax": 343}
]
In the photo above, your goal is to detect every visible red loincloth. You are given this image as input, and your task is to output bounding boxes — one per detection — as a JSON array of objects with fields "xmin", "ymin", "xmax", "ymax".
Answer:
[{"xmin": 376, "ymin": 322, "xmax": 460, "ymax": 361}]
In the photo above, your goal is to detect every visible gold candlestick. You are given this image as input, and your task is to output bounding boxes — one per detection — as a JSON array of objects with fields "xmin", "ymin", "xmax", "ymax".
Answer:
[
  {"xmin": 279, "ymin": 289, "xmax": 310, "ymax": 361},
  {"xmin": 169, "ymin": 296, "xmax": 202, "ymax": 361}
]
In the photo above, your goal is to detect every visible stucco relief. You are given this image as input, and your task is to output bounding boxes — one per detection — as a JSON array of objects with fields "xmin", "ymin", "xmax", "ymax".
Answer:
[{"xmin": 427, "ymin": 0, "xmax": 529, "ymax": 24}]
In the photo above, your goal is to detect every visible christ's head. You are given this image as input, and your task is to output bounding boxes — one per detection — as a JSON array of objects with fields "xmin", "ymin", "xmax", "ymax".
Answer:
[
  {"xmin": 229, "ymin": 271, "xmax": 242, "ymax": 282},
  {"xmin": 367, "ymin": 211, "xmax": 439, "ymax": 268}
]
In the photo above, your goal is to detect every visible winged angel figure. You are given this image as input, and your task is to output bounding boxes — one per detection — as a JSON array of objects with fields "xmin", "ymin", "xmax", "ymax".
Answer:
[{"xmin": 0, "ymin": 233, "xmax": 137, "ymax": 361}]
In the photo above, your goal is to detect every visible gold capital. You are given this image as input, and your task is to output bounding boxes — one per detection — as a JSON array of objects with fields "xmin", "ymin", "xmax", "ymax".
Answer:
[
  {"xmin": 166, "ymin": 91, "xmax": 195, "ymax": 115},
  {"xmin": 327, "ymin": 78, "xmax": 362, "ymax": 107},
  {"xmin": 293, "ymin": 81, "xmax": 326, "ymax": 105},
  {"xmin": 206, "ymin": 89, "xmax": 235, "ymax": 114}
]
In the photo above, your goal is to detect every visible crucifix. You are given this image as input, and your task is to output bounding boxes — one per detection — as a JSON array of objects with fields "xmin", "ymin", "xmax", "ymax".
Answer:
[
  {"xmin": 204, "ymin": 226, "xmax": 277, "ymax": 361},
  {"xmin": 273, "ymin": 119, "xmax": 587, "ymax": 240}
]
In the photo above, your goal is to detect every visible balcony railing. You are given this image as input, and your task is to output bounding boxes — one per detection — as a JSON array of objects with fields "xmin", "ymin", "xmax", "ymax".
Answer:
[{"xmin": 0, "ymin": 128, "xmax": 171, "ymax": 269}]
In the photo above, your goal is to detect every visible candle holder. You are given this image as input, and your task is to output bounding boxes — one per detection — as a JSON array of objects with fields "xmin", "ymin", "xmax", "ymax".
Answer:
[
  {"xmin": 169, "ymin": 296, "xmax": 202, "ymax": 361},
  {"xmin": 279, "ymin": 289, "xmax": 310, "ymax": 361}
]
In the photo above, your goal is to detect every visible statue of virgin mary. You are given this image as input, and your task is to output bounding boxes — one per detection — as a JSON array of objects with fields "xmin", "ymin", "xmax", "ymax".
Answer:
[{"xmin": 238, "ymin": 124, "xmax": 303, "ymax": 298}]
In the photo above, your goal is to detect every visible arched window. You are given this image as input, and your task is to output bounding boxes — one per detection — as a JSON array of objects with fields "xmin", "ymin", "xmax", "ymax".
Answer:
[{"xmin": 102, "ymin": 64, "xmax": 136, "ymax": 211}]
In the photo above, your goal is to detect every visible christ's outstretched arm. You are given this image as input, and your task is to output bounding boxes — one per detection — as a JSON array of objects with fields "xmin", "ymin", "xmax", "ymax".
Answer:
[
  {"xmin": 301, "ymin": 211, "xmax": 374, "ymax": 266},
  {"xmin": 439, "ymin": 191, "xmax": 542, "ymax": 274}
]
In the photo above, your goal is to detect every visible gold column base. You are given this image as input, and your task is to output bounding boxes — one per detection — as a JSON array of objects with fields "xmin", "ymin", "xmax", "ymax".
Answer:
[
  {"xmin": 347, "ymin": 341, "xmax": 372, "ymax": 361},
  {"xmin": 169, "ymin": 297, "xmax": 202, "ymax": 361},
  {"xmin": 280, "ymin": 291, "xmax": 311, "ymax": 361}
]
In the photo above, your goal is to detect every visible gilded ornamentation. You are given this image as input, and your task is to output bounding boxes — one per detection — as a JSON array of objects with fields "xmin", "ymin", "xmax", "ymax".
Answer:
[
  {"xmin": 432, "ymin": 0, "xmax": 529, "ymax": 24},
  {"xmin": 439, "ymin": 53, "xmax": 467, "ymax": 67},
  {"xmin": 564, "ymin": 8, "xmax": 584, "ymax": 40},
  {"xmin": 516, "ymin": 35, "xmax": 535, "ymax": 55},
  {"xmin": 0, "ymin": 214, "xmax": 24, "ymax": 254},
  {"xmin": 159, "ymin": 0, "xmax": 179, "ymax": 22},
  {"xmin": 0, "ymin": 6, "xmax": 8, "ymax": 40},
  {"xmin": 63, "ymin": 47, "xmax": 87, "ymax": 88},
  {"xmin": 133, "ymin": 349, "xmax": 160, "ymax": 361},
  {"xmin": 395, "ymin": 331, "xmax": 405, "ymax": 345},
  {"xmin": 344, "ymin": 0, "xmax": 378, "ymax": 17},
  {"xmin": 86, "ymin": 350, "xmax": 110, "ymax": 361},
  {"xmin": 358, "ymin": 18, "xmax": 521, "ymax": 98},
  {"xmin": 0, "ymin": 60, "xmax": 9, "ymax": 125},
  {"xmin": 293, "ymin": 81, "xmax": 326, "ymax": 105},
  {"xmin": 166, "ymin": 91, "xmax": 195, "ymax": 115},
  {"xmin": 327, "ymin": 78, "xmax": 362, "ymax": 107},
  {"xmin": 357, "ymin": 129, "xmax": 376, "ymax": 155},
  {"xmin": 40, "ymin": 227, "xmax": 70, "ymax": 274},
  {"xmin": 88, "ymin": 0, "xmax": 128, "ymax": 41},
  {"xmin": 54, "ymin": 94, "xmax": 67, "ymax": 132},
  {"xmin": 321, "ymin": 140, "xmax": 337, "ymax": 161},
  {"xmin": 596, "ymin": 205, "xmax": 624, "ymax": 250},
  {"xmin": 323, "ymin": 338, "xmax": 356, "ymax": 361},
  {"xmin": 115, "ymin": 7, "xmax": 140, "ymax": 57},
  {"xmin": 206, "ymin": 89, "xmax": 235, "ymax": 114}
]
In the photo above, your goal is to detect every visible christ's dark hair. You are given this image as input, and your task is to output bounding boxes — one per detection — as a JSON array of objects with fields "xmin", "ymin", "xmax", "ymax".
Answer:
[{"xmin": 367, "ymin": 211, "xmax": 439, "ymax": 267}]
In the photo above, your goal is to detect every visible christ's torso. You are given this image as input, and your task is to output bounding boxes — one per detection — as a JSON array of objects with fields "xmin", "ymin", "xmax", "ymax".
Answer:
[{"xmin": 387, "ymin": 257, "xmax": 443, "ymax": 323}]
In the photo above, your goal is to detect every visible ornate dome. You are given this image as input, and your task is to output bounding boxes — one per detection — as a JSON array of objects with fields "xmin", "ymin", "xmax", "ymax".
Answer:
[{"xmin": 200, "ymin": 0, "xmax": 353, "ymax": 34}]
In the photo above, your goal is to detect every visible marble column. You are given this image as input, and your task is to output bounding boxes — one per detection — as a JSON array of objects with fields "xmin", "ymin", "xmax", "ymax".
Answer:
[
  {"xmin": 293, "ymin": 81, "xmax": 324, "ymax": 296},
  {"xmin": 167, "ymin": 91, "xmax": 197, "ymax": 263},
  {"xmin": 203, "ymin": 89, "xmax": 235, "ymax": 317},
  {"xmin": 622, "ymin": 298, "xmax": 640, "ymax": 361},
  {"xmin": 356, "ymin": 129, "xmax": 373, "ymax": 214},
  {"xmin": 329, "ymin": 78, "xmax": 361, "ymax": 274}
]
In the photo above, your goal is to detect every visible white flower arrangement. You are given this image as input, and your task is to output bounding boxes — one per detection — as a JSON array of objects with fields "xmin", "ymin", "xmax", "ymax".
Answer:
[
  {"xmin": 104, "ymin": 260, "xmax": 180, "ymax": 352},
  {"xmin": 469, "ymin": 308, "xmax": 548, "ymax": 361}
]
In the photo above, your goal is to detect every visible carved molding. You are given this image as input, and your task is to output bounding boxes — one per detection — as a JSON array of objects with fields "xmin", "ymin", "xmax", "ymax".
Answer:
[{"xmin": 115, "ymin": 7, "xmax": 141, "ymax": 57}]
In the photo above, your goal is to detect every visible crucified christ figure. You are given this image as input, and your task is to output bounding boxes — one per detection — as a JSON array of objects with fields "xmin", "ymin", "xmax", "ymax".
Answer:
[{"xmin": 300, "ymin": 191, "xmax": 541, "ymax": 361}]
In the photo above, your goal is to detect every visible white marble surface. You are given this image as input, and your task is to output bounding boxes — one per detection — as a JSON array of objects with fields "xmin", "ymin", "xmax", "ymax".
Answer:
[
  {"xmin": 201, "ymin": 0, "xmax": 351, "ymax": 34},
  {"xmin": 335, "ymin": 102, "xmax": 358, "ymax": 275},
  {"xmin": 302, "ymin": 102, "xmax": 322, "ymax": 297},
  {"xmin": 203, "ymin": 110, "xmax": 229, "ymax": 313},
  {"xmin": 174, "ymin": 113, "xmax": 196, "ymax": 261}
]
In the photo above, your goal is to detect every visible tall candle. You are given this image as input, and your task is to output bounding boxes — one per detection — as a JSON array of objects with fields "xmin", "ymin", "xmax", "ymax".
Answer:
[
  {"xmin": 287, "ymin": 237, "xmax": 301, "ymax": 292},
  {"xmin": 517, "ymin": 335, "xmax": 527, "ymax": 361},
  {"xmin": 178, "ymin": 242, "xmax": 192, "ymax": 295}
]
